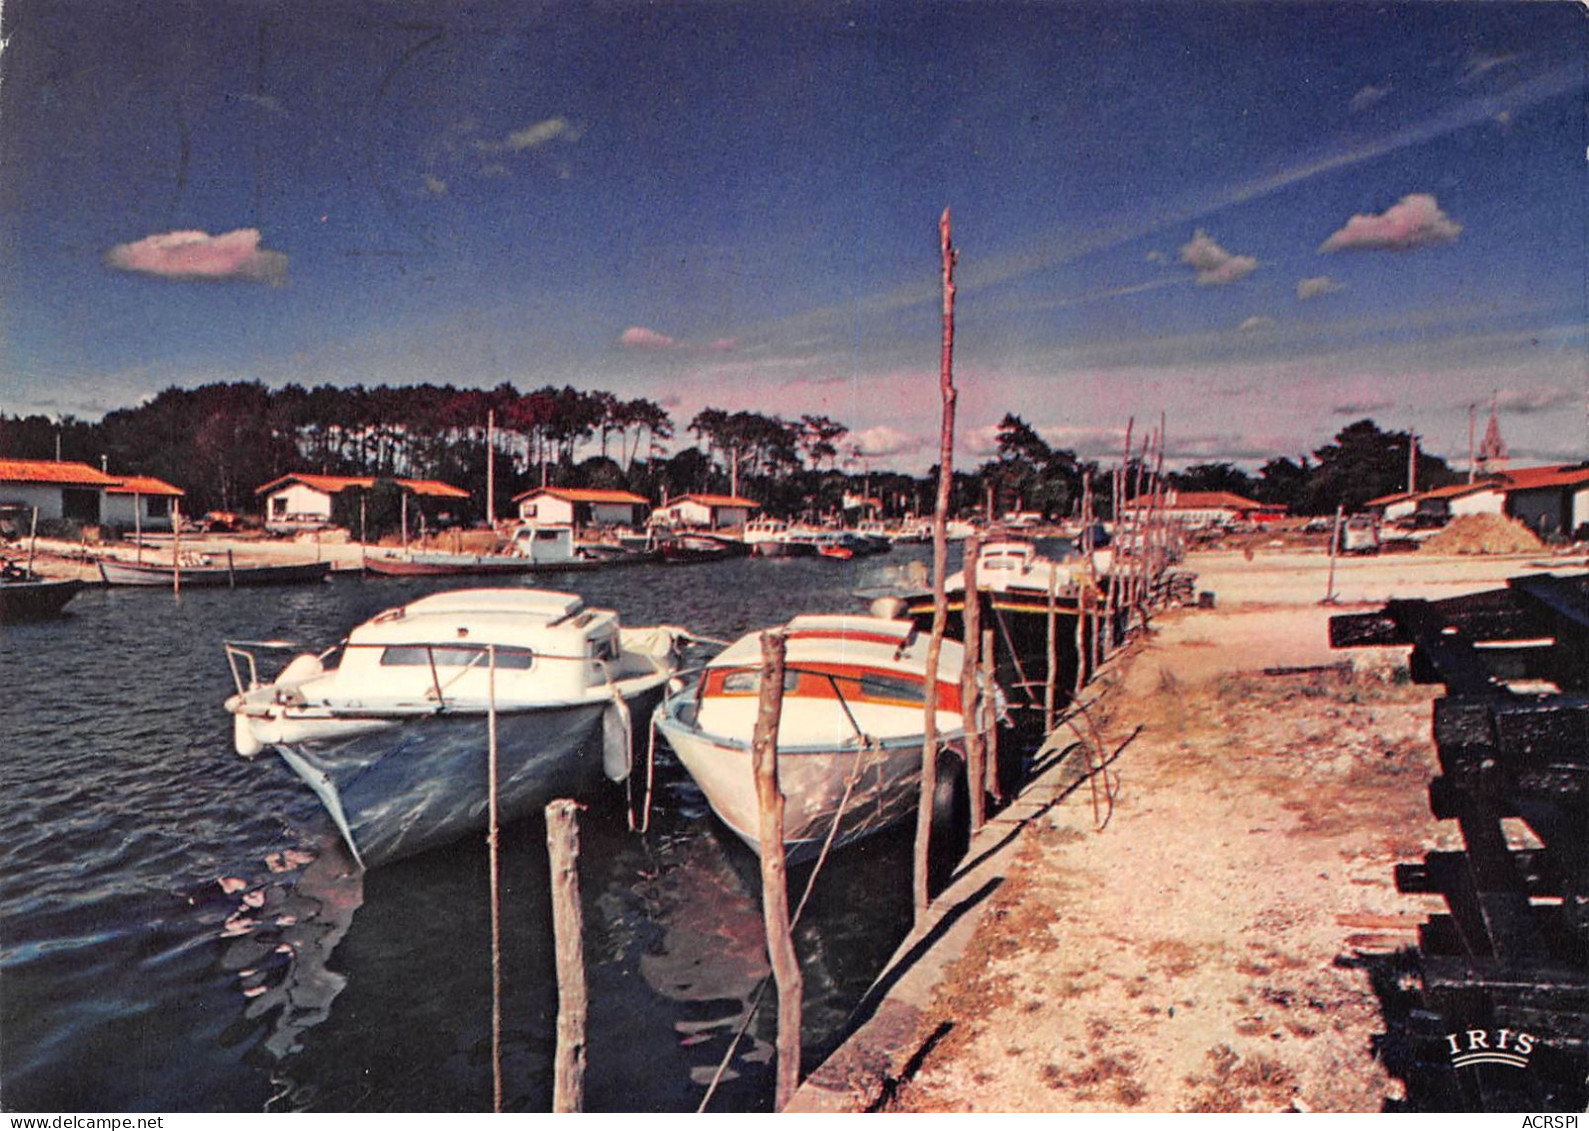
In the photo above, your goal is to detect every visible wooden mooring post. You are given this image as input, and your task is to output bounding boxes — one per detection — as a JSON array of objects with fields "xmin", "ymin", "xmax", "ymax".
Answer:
[
  {"xmin": 915, "ymin": 206, "xmax": 958, "ymax": 927},
  {"xmin": 961, "ymin": 534, "xmax": 986, "ymax": 831},
  {"xmin": 546, "ymin": 799, "xmax": 588, "ymax": 1113},
  {"xmin": 750, "ymin": 630, "xmax": 802, "ymax": 1111}
]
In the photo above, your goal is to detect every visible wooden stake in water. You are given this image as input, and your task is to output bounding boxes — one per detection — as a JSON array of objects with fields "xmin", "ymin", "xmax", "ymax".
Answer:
[
  {"xmin": 960, "ymin": 534, "xmax": 985, "ymax": 832},
  {"xmin": 982, "ymin": 627, "xmax": 999, "ymax": 803},
  {"xmin": 750, "ymin": 630, "xmax": 802, "ymax": 1111},
  {"xmin": 1045, "ymin": 562, "xmax": 1059, "ymax": 733},
  {"xmin": 547, "ymin": 799, "xmax": 587, "ymax": 1113},
  {"xmin": 172, "ymin": 498, "xmax": 182, "ymax": 597}
]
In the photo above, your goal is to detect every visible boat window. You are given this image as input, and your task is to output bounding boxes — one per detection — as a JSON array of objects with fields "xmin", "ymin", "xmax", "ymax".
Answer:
[
  {"xmin": 379, "ymin": 644, "xmax": 534, "ymax": 669},
  {"xmin": 591, "ymin": 635, "xmax": 619, "ymax": 663},
  {"xmin": 719, "ymin": 669, "xmax": 800, "ymax": 694},
  {"xmin": 856, "ymin": 672, "xmax": 926, "ymax": 705}
]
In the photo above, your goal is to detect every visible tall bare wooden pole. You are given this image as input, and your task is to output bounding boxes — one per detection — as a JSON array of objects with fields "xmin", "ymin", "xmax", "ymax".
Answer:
[
  {"xmin": 915, "ymin": 208, "xmax": 958, "ymax": 925},
  {"xmin": 486, "ymin": 409, "xmax": 497, "ymax": 528},
  {"xmin": 750, "ymin": 631, "xmax": 802, "ymax": 1111},
  {"xmin": 547, "ymin": 799, "xmax": 587, "ymax": 1113},
  {"xmin": 960, "ymin": 534, "xmax": 985, "ymax": 831},
  {"xmin": 487, "ymin": 648, "xmax": 504, "ymax": 1112}
]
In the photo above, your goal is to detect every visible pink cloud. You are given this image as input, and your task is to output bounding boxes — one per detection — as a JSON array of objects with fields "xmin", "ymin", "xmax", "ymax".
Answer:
[
  {"xmin": 1319, "ymin": 193, "xmax": 1461, "ymax": 253},
  {"xmin": 1178, "ymin": 229, "xmax": 1257, "ymax": 285},
  {"xmin": 618, "ymin": 326, "xmax": 678, "ymax": 350},
  {"xmin": 708, "ymin": 338, "xmax": 737, "ymax": 352},
  {"xmin": 104, "ymin": 229, "xmax": 287, "ymax": 285}
]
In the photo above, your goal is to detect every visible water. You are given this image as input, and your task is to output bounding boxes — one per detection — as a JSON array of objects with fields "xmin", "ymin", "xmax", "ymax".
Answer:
[{"xmin": 0, "ymin": 547, "xmax": 948, "ymax": 1112}]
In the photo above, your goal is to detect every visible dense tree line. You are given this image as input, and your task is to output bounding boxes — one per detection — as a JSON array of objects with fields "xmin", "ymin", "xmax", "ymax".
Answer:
[{"xmin": 0, "ymin": 382, "xmax": 1453, "ymax": 522}]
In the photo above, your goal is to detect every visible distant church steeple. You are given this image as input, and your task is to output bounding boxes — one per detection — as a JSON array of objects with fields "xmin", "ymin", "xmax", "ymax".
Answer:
[{"xmin": 1476, "ymin": 400, "xmax": 1508, "ymax": 476}]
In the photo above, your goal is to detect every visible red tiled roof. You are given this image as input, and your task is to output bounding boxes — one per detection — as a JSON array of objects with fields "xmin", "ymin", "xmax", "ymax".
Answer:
[
  {"xmin": 512, "ymin": 487, "xmax": 647, "ymax": 505},
  {"xmin": 255, "ymin": 473, "xmax": 470, "ymax": 499},
  {"xmin": 664, "ymin": 493, "xmax": 760, "ymax": 509},
  {"xmin": 1500, "ymin": 464, "xmax": 1589, "ymax": 491},
  {"xmin": 0, "ymin": 458, "xmax": 119, "ymax": 486},
  {"xmin": 106, "ymin": 475, "xmax": 184, "ymax": 497}
]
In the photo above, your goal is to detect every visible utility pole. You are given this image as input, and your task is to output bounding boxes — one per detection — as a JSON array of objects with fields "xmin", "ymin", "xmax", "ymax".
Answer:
[{"xmin": 1407, "ymin": 430, "xmax": 1418, "ymax": 495}]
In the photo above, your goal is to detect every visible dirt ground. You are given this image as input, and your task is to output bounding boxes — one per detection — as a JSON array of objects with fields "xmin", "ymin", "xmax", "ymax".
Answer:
[{"xmin": 868, "ymin": 545, "xmax": 1585, "ymax": 1113}]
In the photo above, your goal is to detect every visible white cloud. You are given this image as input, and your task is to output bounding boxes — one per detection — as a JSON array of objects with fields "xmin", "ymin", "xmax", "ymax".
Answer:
[
  {"xmin": 849, "ymin": 425, "xmax": 922, "ymax": 459},
  {"xmin": 1296, "ymin": 275, "xmax": 1344, "ymax": 300},
  {"xmin": 618, "ymin": 326, "xmax": 678, "ymax": 350},
  {"xmin": 1236, "ymin": 315, "xmax": 1275, "ymax": 333},
  {"xmin": 1179, "ymin": 229, "xmax": 1257, "ymax": 285},
  {"xmin": 1319, "ymin": 193, "xmax": 1462, "ymax": 253}
]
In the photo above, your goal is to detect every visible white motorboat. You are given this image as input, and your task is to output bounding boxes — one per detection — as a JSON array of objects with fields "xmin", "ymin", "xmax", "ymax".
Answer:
[
  {"xmin": 654, "ymin": 612, "xmax": 970, "ymax": 863},
  {"xmin": 224, "ymin": 588, "xmax": 683, "ymax": 868}
]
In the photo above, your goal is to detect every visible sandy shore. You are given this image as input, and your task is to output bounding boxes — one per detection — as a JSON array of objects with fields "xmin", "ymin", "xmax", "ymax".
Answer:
[{"xmin": 793, "ymin": 544, "xmax": 1585, "ymax": 1113}]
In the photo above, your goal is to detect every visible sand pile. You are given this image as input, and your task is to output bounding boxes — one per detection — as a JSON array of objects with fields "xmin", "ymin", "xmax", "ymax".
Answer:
[{"xmin": 1421, "ymin": 513, "xmax": 1543, "ymax": 555}]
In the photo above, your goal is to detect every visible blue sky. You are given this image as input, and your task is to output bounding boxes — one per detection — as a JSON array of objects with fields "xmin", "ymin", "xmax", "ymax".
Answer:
[{"xmin": 2, "ymin": 0, "xmax": 1584, "ymax": 472}]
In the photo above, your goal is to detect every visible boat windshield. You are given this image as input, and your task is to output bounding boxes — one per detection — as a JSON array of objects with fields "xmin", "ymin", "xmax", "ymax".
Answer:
[{"xmin": 378, "ymin": 644, "xmax": 535, "ymax": 670}]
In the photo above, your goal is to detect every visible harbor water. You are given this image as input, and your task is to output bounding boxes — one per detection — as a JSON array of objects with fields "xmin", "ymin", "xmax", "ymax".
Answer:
[{"xmin": 1, "ymin": 546, "xmax": 965, "ymax": 1112}]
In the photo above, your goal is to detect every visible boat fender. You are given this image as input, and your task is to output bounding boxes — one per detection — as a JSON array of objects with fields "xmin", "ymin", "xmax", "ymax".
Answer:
[
  {"xmin": 602, "ymin": 695, "xmax": 633, "ymax": 781},
  {"xmin": 234, "ymin": 711, "xmax": 264, "ymax": 759},
  {"xmin": 276, "ymin": 653, "xmax": 324, "ymax": 689},
  {"xmin": 869, "ymin": 596, "xmax": 908, "ymax": 621}
]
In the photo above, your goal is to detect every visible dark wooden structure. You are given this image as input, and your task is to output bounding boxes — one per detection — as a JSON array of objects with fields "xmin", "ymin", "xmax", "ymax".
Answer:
[{"xmin": 1331, "ymin": 572, "xmax": 1589, "ymax": 1111}]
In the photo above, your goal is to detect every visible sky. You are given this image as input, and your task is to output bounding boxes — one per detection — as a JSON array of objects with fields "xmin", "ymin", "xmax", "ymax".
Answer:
[{"xmin": 1, "ymin": 0, "xmax": 1584, "ymax": 474}]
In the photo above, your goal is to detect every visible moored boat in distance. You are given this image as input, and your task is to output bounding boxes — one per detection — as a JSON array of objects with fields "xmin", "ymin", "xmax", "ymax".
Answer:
[
  {"xmin": 223, "ymin": 588, "xmax": 684, "ymax": 868},
  {"xmin": 98, "ymin": 557, "xmax": 332, "ymax": 587},
  {"xmin": 901, "ymin": 536, "xmax": 1108, "ymax": 710},
  {"xmin": 654, "ymin": 612, "xmax": 971, "ymax": 864},
  {"xmin": 0, "ymin": 561, "xmax": 84, "ymax": 621}
]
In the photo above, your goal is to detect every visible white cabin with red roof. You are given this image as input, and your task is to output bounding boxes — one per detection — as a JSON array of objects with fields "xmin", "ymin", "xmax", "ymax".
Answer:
[
  {"xmin": 511, "ymin": 487, "xmax": 648, "ymax": 529},
  {"xmin": 651, "ymin": 493, "xmax": 760, "ymax": 530},
  {"xmin": 256, "ymin": 473, "xmax": 471, "ymax": 533}
]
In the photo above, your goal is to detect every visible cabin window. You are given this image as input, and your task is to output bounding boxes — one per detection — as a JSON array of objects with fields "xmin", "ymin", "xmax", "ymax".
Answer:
[
  {"xmin": 590, "ymin": 635, "xmax": 619, "ymax": 664},
  {"xmin": 535, "ymin": 530, "xmax": 561, "ymax": 542},
  {"xmin": 855, "ymin": 673, "xmax": 926, "ymax": 705},
  {"xmin": 719, "ymin": 669, "xmax": 800, "ymax": 694},
  {"xmin": 146, "ymin": 496, "xmax": 170, "ymax": 517},
  {"xmin": 379, "ymin": 644, "xmax": 534, "ymax": 670}
]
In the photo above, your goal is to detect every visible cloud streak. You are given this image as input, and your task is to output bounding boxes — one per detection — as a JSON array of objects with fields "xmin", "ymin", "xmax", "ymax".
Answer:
[{"xmin": 103, "ymin": 229, "xmax": 287, "ymax": 286}]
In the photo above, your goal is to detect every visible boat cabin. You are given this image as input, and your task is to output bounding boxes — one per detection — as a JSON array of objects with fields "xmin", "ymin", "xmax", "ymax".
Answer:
[
  {"xmin": 291, "ymin": 589, "xmax": 623, "ymax": 707},
  {"xmin": 508, "ymin": 522, "xmax": 578, "ymax": 563},
  {"xmin": 689, "ymin": 614, "xmax": 964, "ymax": 744}
]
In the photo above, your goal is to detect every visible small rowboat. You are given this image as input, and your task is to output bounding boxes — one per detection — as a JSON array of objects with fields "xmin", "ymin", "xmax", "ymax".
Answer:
[{"xmin": 98, "ymin": 558, "xmax": 332, "ymax": 587}]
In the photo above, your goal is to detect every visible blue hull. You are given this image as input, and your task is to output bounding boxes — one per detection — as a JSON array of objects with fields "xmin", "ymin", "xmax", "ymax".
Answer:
[{"xmin": 275, "ymin": 691, "xmax": 659, "ymax": 867}]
